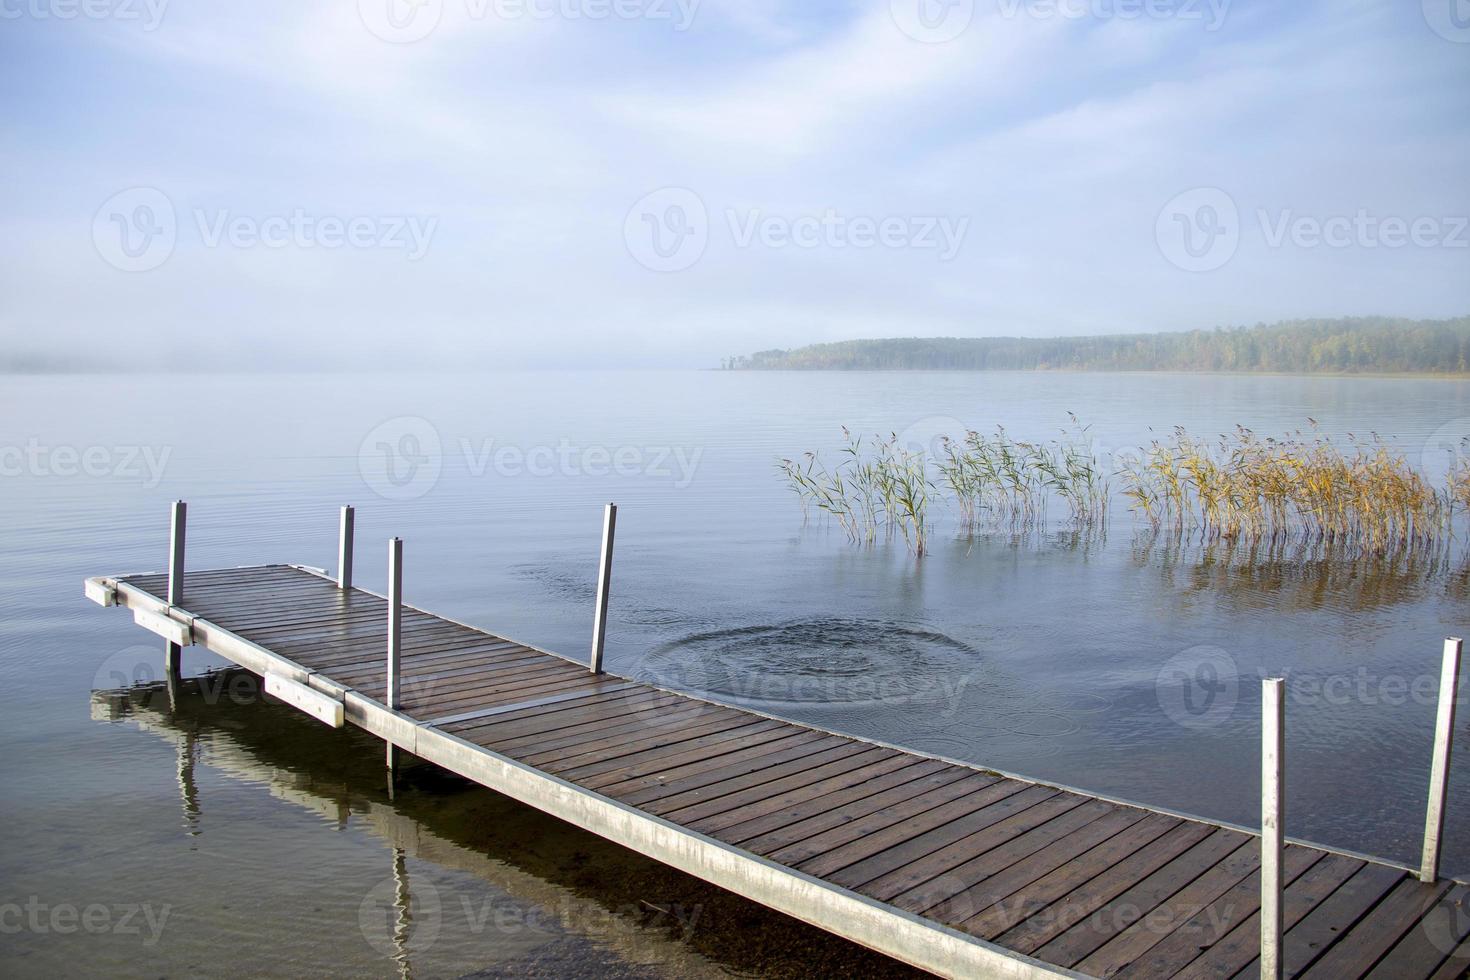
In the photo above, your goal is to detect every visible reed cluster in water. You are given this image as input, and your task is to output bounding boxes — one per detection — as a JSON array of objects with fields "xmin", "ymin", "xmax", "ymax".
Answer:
[
  {"xmin": 936, "ymin": 417, "xmax": 1109, "ymax": 528},
  {"xmin": 777, "ymin": 417, "xmax": 1108, "ymax": 555},
  {"xmin": 780, "ymin": 419, "xmax": 1470, "ymax": 559},
  {"xmin": 1119, "ymin": 425, "xmax": 1470, "ymax": 555},
  {"xmin": 777, "ymin": 429, "xmax": 933, "ymax": 554}
]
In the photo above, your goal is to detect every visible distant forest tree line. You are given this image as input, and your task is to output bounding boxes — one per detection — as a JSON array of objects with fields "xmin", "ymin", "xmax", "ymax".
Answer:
[{"xmin": 722, "ymin": 317, "xmax": 1470, "ymax": 374}]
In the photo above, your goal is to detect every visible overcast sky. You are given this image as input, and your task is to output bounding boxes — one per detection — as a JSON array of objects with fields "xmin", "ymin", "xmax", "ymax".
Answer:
[{"xmin": 2, "ymin": 0, "xmax": 1467, "ymax": 369}]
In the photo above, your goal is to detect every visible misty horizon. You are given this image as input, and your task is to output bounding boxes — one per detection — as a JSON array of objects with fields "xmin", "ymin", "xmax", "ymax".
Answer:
[{"xmin": 3, "ymin": 1, "xmax": 1468, "ymax": 370}]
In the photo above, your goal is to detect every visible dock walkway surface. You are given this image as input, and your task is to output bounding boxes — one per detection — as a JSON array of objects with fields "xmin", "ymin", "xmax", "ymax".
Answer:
[{"xmin": 86, "ymin": 562, "xmax": 1470, "ymax": 979}]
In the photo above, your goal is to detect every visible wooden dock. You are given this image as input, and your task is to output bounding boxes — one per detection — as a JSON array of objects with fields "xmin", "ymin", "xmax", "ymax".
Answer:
[{"xmin": 85, "ymin": 516, "xmax": 1470, "ymax": 978}]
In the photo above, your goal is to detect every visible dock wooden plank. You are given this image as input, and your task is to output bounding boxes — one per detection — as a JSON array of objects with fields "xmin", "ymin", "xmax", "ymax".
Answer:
[
  {"xmin": 736, "ymin": 766, "xmax": 988, "ymax": 855},
  {"xmin": 954, "ymin": 811, "xmax": 1182, "ymax": 939},
  {"xmin": 446, "ymin": 689, "xmax": 692, "ymax": 740},
  {"xmin": 801, "ymin": 783, "xmax": 1063, "ymax": 881},
  {"xmin": 853, "ymin": 797, "xmax": 1116, "ymax": 903},
  {"xmin": 909, "ymin": 804, "xmax": 1152, "ymax": 916},
  {"xmin": 659, "ymin": 748, "xmax": 909, "ymax": 826},
  {"xmin": 520, "ymin": 713, "xmax": 778, "ymax": 770},
  {"xmin": 1425, "ymin": 932, "xmax": 1470, "ymax": 980},
  {"xmin": 403, "ymin": 664, "xmax": 593, "ymax": 710},
  {"xmin": 95, "ymin": 564, "xmax": 1466, "ymax": 980},
  {"xmin": 995, "ymin": 820, "xmax": 1221, "ymax": 953},
  {"xmin": 326, "ymin": 644, "xmax": 542, "ymax": 679},
  {"xmin": 584, "ymin": 729, "xmax": 837, "ymax": 795},
  {"xmin": 1110, "ymin": 845, "xmax": 1324, "ymax": 978},
  {"xmin": 764, "ymin": 775, "xmax": 1021, "ymax": 870},
  {"xmin": 1168, "ymin": 851, "xmax": 1363, "ymax": 980},
  {"xmin": 1228, "ymin": 861, "xmax": 1408, "ymax": 979},
  {"xmin": 1298, "ymin": 877, "xmax": 1452, "ymax": 980},
  {"xmin": 1364, "ymin": 885, "xmax": 1470, "ymax": 980},
  {"xmin": 1046, "ymin": 835, "xmax": 1256, "ymax": 970},
  {"xmin": 554, "ymin": 720, "xmax": 797, "ymax": 781},
  {"xmin": 638, "ymin": 745, "xmax": 895, "ymax": 818},
  {"xmin": 613, "ymin": 738, "xmax": 870, "ymax": 809},
  {"xmin": 940, "ymin": 811, "xmax": 1181, "ymax": 940},
  {"xmin": 475, "ymin": 696, "xmax": 701, "ymax": 753},
  {"xmin": 677, "ymin": 752, "xmax": 924, "ymax": 832}
]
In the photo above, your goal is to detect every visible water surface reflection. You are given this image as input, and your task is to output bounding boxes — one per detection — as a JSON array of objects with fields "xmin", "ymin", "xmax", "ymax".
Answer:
[{"xmin": 83, "ymin": 672, "xmax": 930, "ymax": 979}]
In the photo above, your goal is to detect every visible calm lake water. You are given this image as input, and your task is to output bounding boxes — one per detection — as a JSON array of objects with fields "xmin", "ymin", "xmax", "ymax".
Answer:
[{"xmin": 3, "ymin": 370, "xmax": 1468, "ymax": 978}]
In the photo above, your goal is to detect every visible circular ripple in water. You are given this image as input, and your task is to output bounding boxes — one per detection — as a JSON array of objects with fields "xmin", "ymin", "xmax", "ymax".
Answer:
[{"xmin": 632, "ymin": 619, "xmax": 985, "ymax": 712}]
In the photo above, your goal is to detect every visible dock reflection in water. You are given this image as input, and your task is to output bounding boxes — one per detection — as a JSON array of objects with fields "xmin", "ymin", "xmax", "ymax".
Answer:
[{"xmin": 87, "ymin": 671, "xmax": 930, "ymax": 979}]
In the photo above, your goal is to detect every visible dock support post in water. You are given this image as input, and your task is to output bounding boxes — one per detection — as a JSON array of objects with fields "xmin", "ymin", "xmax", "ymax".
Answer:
[
  {"xmin": 165, "ymin": 500, "xmax": 187, "ymax": 679},
  {"xmin": 338, "ymin": 505, "xmax": 355, "ymax": 591},
  {"xmin": 1419, "ymin": 636, "xmax": 1463, "ymax": 883},
  {"xmin": 1261, "ymin": 677, "xmax": 1285, "ymax": 980},
  {"xmin": 589, "ymin": 502, "xmax": 616, "ymax": 675},
  {"xmin": 386, "ymin": 536, "xmax": 403, "ymax": 771}
]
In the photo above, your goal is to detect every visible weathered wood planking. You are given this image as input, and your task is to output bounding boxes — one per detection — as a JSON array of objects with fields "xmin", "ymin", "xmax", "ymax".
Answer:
[{"xmin": 89, "ymin": 564, "xmax": 1469, "ymax": 980}]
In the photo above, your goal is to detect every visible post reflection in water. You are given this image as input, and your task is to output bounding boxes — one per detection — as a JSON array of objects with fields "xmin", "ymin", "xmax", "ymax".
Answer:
[
  {"xmin": 390, "ymin": 847, "xmax": 413, "ymax": 980},
  {"xmin": 87, "ymin": 671, "xmax": 931, "ymax": 980}
]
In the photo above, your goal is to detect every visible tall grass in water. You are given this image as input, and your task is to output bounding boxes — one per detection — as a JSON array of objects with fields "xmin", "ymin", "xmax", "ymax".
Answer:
[
  {"xmin": 783, "ymin": 421, "xmax": 1468, "ymax": 559},
  {"xmin": 1119, "ymin": 425, "xmax": 1468, "ymax": 556},
  {"xmin": 780, "ymin": 417, "xmax": 1106, "ymax": 554},
  {"xmin": 935, "ymin": 419, "xmax": 1107, "ymax": 528},
  {"xmin": 778, "ymin": 429, "xmax": 933, "ymax": 554}
]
